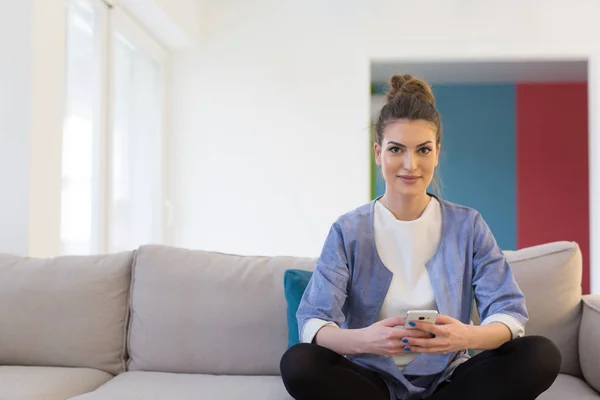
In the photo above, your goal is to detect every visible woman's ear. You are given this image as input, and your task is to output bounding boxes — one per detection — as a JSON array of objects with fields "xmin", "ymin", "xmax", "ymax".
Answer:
[{"xmin": 374, "ymin": 143, "xmax": 382, "ymax": 166}]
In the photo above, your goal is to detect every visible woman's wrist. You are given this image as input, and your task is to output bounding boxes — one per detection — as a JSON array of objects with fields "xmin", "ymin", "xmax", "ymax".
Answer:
[
  {"xmin": 465, "ymin": 324, "xmax": 479, "ymax": 349},
  {"xmin": 467, "ymin": 323, "xmax": 512, "ymax": 350},
  {"xmin": 354, "ymin": 327, "xmax": 371, "ymax": 354},
  {"xmin": 315, "ymin": 326, "xmax": 370, "ymax": 355}
]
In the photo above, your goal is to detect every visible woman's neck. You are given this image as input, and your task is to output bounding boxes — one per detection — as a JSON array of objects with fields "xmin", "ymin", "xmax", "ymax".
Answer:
[{"xmin": 379, "ymin": 192, "xmax": 431, "ymax": 221}]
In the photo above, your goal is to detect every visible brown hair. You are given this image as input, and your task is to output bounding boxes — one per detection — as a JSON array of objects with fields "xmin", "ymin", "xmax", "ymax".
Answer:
[
  {"xmin": 374, "ymin": 74, "xmax": 443, "ymax": 194},
  {"xmin": 374, "ymin": 74, "xmax": 442, "ymax": 146}
]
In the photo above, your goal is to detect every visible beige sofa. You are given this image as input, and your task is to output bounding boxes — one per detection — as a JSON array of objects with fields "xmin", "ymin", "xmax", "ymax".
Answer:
[{"xmin": 0, "ymin": 241, "xmax": 598, "ymax": 400}]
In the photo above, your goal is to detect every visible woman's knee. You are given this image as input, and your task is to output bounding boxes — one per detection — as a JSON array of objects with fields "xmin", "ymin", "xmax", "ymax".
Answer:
[
  {"xmin": 280, "ymin": 343, "xmax": 325, "ymax": 386},
  {"xmin": 506, "ymin": 335, "xmax": 562, "ymax": 380}
]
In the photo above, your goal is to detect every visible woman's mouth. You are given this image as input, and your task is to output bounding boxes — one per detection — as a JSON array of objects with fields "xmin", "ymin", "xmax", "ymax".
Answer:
[{"xmin": 398, "ymin": 175, "xmax": 420, "ymax": 184}]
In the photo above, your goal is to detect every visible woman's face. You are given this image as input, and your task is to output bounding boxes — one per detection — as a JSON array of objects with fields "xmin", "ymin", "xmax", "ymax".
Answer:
[{"xmin": 374, "ymin": 119, "xmax": 439, "ymax": 198}]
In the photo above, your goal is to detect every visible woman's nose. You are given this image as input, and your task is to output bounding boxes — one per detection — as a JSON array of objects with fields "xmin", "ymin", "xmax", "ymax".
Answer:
[{"xmin": 404, "ymin": 154, "xmax": 417, "ymax": 171}]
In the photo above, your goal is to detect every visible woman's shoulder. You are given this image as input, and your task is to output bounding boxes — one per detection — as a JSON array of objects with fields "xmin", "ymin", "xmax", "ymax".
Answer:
[
  {"xmin": 436, "ymin": 196, "xmax": 482, "ymax": 220},
  {"xmin": 338, "ymin": 200, "xmax": 374, "ymax": 221},
  {"xmin": 328, "ymin": 201, "xmax": 374, "ymax": 233},
  {"xmin": 435, "ymin": 196, "xmax": 491, "ymax": 238}
]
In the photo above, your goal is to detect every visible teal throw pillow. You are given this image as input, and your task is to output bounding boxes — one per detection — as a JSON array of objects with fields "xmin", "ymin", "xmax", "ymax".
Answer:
[{"xmin": 283, "ymin": 269, "xmax": 313, "ymax": 348}]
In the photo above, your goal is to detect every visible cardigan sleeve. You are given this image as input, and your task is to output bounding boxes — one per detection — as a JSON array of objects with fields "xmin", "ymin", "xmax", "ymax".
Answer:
[
  {"xmin": 472, "ymin": 212, "xmax": 528, "ymax": 338},
  {"xmin": 296, "ymin": 221, "xmax": 350, "ymax": 342}
]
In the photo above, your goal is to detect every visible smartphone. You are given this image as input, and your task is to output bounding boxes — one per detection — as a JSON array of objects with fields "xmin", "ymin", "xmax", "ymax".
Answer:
[{"xmin": 404, "ymin": 310, "xmax": 438, "ymax": 329}]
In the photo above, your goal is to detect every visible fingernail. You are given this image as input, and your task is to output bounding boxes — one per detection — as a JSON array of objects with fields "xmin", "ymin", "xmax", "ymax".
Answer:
[
  {"xmin": 431, "ymin": 334, "xmax": 436, "ymax": 338},
  {"xmin": 402, "ymin": 339, "xmax": 408, "ymax": 343},
  {"xmin": 409, "ymin": 322, "xmax": 416, "ymax": 327},
  {"xmin": 404, "ymin": 347, "xmax": 411, "ymax": 351}
]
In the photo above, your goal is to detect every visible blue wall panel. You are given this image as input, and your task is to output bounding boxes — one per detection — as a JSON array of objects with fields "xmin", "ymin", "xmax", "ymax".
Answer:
[{"xmin": 435, "ymin": 84, "xmax": 516, "ymax": 250}]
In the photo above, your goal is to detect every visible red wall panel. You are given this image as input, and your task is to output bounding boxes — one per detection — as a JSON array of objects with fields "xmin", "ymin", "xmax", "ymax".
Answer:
[{"xmin": 516, "ymin": 83, "xmax": 589, "ymax": 294}]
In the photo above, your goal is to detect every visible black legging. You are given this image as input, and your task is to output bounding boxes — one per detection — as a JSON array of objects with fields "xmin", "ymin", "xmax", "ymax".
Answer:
[{"xmin": 280, "ymin": 335, "xmax": 561, "ymax": 400}]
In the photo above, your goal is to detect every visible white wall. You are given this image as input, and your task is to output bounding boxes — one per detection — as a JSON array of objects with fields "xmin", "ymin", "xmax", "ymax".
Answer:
[
  {"xmin": 153, "ymin": 0, "xmax": 200, "ymax": 44},
  {"xmin": 0, "ymin": 1, "xmax": 32, "ymax": 255},
  {"xmin": 170, "ymin": 0, "xmax": 600, "ymax": 264},
  {"xmin": 0, "ymin": 0, "xmax": 64, "ymax": 257},
  {"xmin": 29, "ymin": 0, "xmax": 65, "ymax": 257},
  {"xmin": 170, "ymin": 1, "xmax": 371, "ymax": 257}
]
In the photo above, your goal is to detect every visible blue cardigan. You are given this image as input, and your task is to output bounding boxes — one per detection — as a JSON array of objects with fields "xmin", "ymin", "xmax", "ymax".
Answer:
[{"xmin": 296, "ymin": 195, "xmax": 528, "ymax": 400}]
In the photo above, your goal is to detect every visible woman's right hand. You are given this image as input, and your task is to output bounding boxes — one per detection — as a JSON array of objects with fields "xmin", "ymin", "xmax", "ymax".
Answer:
[{"xmin": 360, "ymin": 316, "xmax": 433, "ymax": 357}]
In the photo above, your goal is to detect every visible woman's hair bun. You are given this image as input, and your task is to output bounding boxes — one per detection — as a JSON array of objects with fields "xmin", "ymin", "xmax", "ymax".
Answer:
[{"xmin": 386, "ymin": 74, "xmax": 435, "ymax": 105}]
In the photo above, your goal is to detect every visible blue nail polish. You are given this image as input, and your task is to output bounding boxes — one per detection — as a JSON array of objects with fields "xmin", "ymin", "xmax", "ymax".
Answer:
[
  {"xmin": 402, "ymin": 339, "xmax": 408, "ymax": 343},
  {"xmin": 404, "ymin": 347, "xmax": 411, "ymax": 351},
  {"xmin": 409, "ymin": 322, "xmax": 416, "ymax": 327}
]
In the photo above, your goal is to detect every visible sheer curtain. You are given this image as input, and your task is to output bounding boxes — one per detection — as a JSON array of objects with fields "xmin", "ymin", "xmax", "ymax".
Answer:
[
  {"xmin": 61, "ymin": 0, "xmax": 104, "ymax": 255},
  {"xmin": 109, "ymin": 16, "xmax": 166, "ymax": 253}
]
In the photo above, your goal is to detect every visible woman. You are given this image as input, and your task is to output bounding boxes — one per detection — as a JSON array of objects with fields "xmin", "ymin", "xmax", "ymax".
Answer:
[{"xmin": 279, "ymin": 74, "xmax": 561, "ymax": 400}]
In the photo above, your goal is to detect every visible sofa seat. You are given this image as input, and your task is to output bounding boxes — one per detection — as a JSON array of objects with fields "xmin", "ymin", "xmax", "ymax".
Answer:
[
  {"xmin": 0, "ymin": 366, "xmax": 112, "ymax": 400},
  {"xmin": 70, "ymin": 371, "xmax": 294, "ymax": 400},
  {"xmin": 68, "ymin": 371, "xmax": 600, "ymax": 400},
  {"xmin": 539, "ymin": 374, "xmax": 600, "ymax": 399}
]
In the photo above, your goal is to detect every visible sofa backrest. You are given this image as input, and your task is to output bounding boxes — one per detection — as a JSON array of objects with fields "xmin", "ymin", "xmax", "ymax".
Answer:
[
  {"xmin": 0, "ymin": 252, "xmax": 133, "ymax": 375},
  {"xmin": 473, "ymin": 241, "xmax": 583, "ymax": 377},
  {"xmin": 128, "ymin": 241, "xmax": 583, "ymax": 376},
  {"xmin": 0, "ymin": 240, "xmax": 581, "ymax": 377},
  {"xmin": 126, "ymin": 245, "xmax": 315, "ymax": 375}
]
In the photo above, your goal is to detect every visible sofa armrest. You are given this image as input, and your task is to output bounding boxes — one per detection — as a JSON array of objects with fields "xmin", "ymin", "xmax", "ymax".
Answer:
[{"xmin": 580, "ymin": 294, "xmax": 600, "ymax": 393}]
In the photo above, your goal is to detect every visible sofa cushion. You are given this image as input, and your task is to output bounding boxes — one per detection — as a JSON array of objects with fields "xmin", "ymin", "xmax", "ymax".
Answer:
[
  {"xmin": 580, "ymin": 294, "xmax": 600, "ymax": 393},
  {"xmin": 69, "ymin": 371, "xmax": 293, "ymax": 400},
  {"xmin": 500, "ymin": 241, "xmax": 582, "ymax": 377},
  {"xmin": 127, "ymin": 245, "xmax": 315, "ymax": 375},
  {"xmin": 0, "ymin": 366, "xmax": 112, "ymax": 400},
  {"xmin": 0, "ymin": 252, "xmax": 133, "ymax": 374},
  {"xmin": 283, "ymin": 269, "xmax": 313, "ymax": 348},
  {"xmin": 538, "ymin": 374, "xmax": 600, "ymax": 400}
]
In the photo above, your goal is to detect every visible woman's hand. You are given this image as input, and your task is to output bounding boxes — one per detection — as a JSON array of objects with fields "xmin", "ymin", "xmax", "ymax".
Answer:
[
  {"xmin": 402, "ymin": 314, "xmax": 472, "ymax": 354},
  {"xmin": 360, "ymin": 316, "xmax": 433, "ymax": 357}
]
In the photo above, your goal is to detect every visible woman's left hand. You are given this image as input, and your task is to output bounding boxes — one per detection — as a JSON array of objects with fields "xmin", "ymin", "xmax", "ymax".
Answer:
[{"xmin": 402, "ymin": 314, "xmax": 472, "ymax": 354}]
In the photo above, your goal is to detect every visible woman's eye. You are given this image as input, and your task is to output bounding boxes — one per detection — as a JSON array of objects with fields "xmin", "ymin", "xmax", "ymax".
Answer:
[
  {"xmin": 388, "ymin": 146, "xmax": 401, "ymax": 154},
  {"xmin": 419, "ymin": 147, "xmax": 432, "ymax": 154}
]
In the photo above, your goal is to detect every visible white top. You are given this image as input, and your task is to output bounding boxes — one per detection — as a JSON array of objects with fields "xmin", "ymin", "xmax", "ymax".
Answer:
[
  {"xmin": 301, "ymin": 196, "xmax": 524, "ymax": 370},
  {"xmin": 374, "ymin": 196, "xmax": 440, "ymax": 367}
]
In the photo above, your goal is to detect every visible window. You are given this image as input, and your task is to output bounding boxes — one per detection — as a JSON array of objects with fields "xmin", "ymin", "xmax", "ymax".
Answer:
[{"xmin": 62, "ymin": 0, "xmax": 168, "ymax": 254}]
